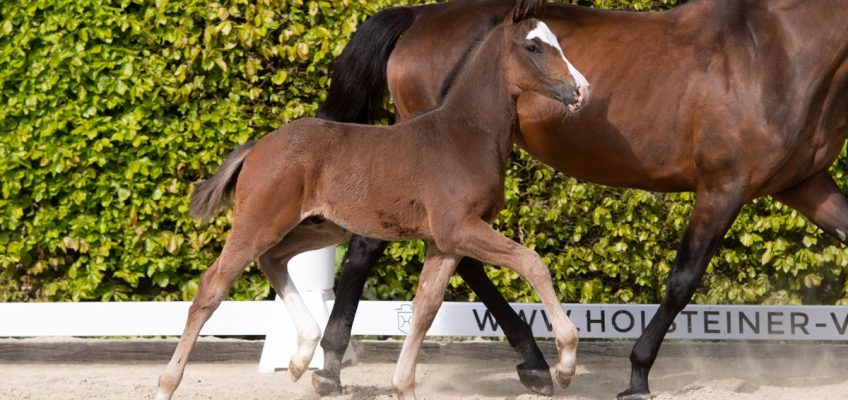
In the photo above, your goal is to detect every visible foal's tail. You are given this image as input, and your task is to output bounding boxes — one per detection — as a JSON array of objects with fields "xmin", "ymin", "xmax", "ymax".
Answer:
[
  {"xmin": 189, "ymin": 141, "xmax": 257, "ymax": 222},
  {"xmin": 316, "ymin": 6, "xmax": 415, "ymax": 123}
]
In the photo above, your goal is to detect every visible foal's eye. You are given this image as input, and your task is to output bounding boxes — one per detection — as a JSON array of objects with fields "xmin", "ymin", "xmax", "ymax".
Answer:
[{"xmin": 525, "ymin": 44, "xmax": 540, "ymax": 54}]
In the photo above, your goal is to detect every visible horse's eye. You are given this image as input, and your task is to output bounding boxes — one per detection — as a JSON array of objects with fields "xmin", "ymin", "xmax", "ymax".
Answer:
[{"xmin": 525, "ymin": 44, "xmax": 539, "ymax": 54}]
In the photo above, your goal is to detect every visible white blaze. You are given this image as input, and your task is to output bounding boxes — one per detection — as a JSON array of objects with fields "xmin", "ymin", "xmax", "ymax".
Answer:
[{"xmin": 525, "ymin": 21, "xmax": 590, "ymax": 95}]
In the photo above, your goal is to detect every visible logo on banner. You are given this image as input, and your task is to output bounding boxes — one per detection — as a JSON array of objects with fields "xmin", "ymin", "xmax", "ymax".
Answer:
[{"xmin": 396, "ymin": 304, "xmax": 413, "ymax": 334}]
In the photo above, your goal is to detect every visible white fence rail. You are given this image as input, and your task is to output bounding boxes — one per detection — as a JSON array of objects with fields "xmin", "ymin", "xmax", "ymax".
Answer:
[
  {"xmin": 4, "ymin": 300, "xmax": 848, "ymax": 372},
  {"xmin": 5, "ymin": 248, "xmax": 848, "ymax": 372},
  {"xmin": 4, "ymin": 301, "xmax": 848, "ymax": 340}
]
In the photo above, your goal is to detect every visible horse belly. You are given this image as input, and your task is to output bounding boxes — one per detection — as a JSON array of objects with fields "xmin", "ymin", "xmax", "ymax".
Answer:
[
  {"xmin": 514, "ymin": 93, "xmax": 695, "ymax": 192},
  {"xmin": 317, "ymin": 201, "xmax": 432, "ymax": 243}
]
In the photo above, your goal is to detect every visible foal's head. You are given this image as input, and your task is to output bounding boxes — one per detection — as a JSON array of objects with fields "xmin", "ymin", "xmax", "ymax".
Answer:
[{"xmin": 501, "ymin": 3, "xmax": 590, "ymax": 113}]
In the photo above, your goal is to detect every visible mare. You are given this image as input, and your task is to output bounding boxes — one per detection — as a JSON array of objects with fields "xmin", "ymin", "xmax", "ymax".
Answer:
[
  {"xmin": 154, "ymin": 2, "xmax": 591, "ymax": 400},
  {"xmin": 313, "ymin": 0, "xmax": 848, "ymax": 399}
]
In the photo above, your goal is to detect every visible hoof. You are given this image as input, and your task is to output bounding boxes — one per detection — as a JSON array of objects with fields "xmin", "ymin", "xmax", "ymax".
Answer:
[
  {"xmin": 555, "ymin": 373, "xmax": 571, "ymax": 389},
  {"xmin": 554, "ymin": 365, "xmax": 574, "ymax": 389},
  {"xmin": 516, "ymin": 363, "xmax": 554, "ymax": 396},
  {"xmin": 288, "ymin": 359, "xmax": 308, "ymax": 382},
  {"xmin": 312, "ymin": 369, "xmax": 342, "ymax": 395},
  {"xmin": 617, "ymin": 388, "xmax": 652, "ymax": 400}
]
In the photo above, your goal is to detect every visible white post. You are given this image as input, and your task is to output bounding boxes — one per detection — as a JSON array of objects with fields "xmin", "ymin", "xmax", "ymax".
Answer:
[{"xmin": 258, "ymin": 246, "xmax": 354, "ymax": 373}]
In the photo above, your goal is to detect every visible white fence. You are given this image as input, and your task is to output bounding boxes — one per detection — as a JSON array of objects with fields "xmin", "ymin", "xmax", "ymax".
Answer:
[
  {"xmin": 4, "ymin": 247, "xmax": 848, "ymax": 371},
  {"xmin": 4, "ymin": 301, "xmax": 848, "ymax": 340},
  {"xmin": 4, "ymin": 300, "xmax": 848, "ymax": 372}
]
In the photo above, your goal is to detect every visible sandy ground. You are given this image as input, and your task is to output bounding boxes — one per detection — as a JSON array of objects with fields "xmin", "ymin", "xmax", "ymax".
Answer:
[{"xmin": 1, "ymin": 338, "xmax": 848, "ymax": 400}]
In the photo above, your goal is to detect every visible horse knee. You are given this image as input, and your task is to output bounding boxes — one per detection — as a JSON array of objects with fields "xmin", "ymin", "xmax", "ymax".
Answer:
[{"xmin": 664, "ymin": 273, "xmax": 698, "ymax": 311}]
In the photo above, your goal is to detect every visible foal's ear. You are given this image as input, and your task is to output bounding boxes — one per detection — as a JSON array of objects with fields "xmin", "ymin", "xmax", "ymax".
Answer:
[{"xmin": 511, "ymin": 0, "xmax": 546, "ymax": 23}]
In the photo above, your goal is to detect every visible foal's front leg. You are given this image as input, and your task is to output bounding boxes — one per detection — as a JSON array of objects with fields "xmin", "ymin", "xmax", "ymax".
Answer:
[
  {"xmin": 392, "ymin": 245, "xmax": 461, "ymax": 400},
  {"xmin": 438, "ymin": 218, "xmax": 579, "ymax": 390},
  {"xmin": 457, "ymin": 258, "xmax": 553, "ymax": 395}
]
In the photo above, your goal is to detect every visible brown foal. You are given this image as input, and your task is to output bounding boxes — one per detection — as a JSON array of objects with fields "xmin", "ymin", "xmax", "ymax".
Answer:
[{"xmin": 154, "ymin": 2, "xmax": 590, "ymax": 400}]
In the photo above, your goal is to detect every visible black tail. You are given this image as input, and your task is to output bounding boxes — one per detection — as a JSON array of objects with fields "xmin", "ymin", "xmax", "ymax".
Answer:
[
  {"xmin": 189, "ymin": 141, "xmax": 256, "ymax": 222},
  {"xmin": 317, "ymin": 7, "xmax": 415, "ymax": 124}
]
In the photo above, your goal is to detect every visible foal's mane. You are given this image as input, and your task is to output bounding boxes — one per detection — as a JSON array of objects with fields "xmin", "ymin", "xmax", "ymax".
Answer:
[
  {"xmin": 436, "ymin": 15, "xmax": 503, "ymax": 104},
  {"xmin": 436, "ymin": 0, "xmax": 546, "ymax": 104}
]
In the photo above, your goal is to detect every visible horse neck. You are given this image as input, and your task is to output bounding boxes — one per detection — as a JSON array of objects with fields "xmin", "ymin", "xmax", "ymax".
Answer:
[{"xmin": 432, "ymin": 27, "xmax": 516, "ymax": 162}]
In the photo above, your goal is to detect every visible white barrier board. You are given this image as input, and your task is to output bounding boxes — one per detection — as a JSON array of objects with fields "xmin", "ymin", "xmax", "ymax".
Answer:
[
  {"xmin": 3, "ymin": 301, "xmax": 848, "ymax": 341},
  {"xmin": 347, "ymin": 302, "xmax": 848, "ymax": 341}
]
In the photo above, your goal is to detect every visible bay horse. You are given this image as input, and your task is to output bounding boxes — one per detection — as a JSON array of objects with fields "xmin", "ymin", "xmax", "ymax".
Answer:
[
  {"xmin": 154, "ymin": 2, "xmax": 591, "ymax": 399},
  {"xmin": 313, "ymin": 0, "xmax": 848, "ymax": 399}
]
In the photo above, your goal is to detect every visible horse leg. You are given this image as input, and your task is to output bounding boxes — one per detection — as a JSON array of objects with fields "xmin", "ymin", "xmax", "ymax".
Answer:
[
  {"xmin": 257, "ymin": 221, "xmax": 350, "ymax": 381},
  {"xmin": 313, "ymin": 235, "xmax": 388, "ymax": 395},
  {"xmin": 774, "ymin": 171, "xmax": 848, "ymax": 244},
  {"xmin": 155, "ymin": 215, "xmax": 297, "ymax": 400},
  {"xmin": 456, "ymin": 258, "xmax": 553, "ymax": 395},
  {"xmin": 619, "ymin": 186, "xmax": 745, "ymax": 400},
  {"xmin": 392, "ymin": 245, "xmax": 460, "ymax": 400},
  {"xmin": 439, "ymin": 218, "xmax": 579, "ymax": 390}
]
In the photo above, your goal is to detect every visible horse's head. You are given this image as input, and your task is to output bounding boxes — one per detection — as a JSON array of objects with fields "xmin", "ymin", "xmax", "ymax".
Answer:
[{"xmin": 502, "ymin": 1, "xmax": 590, "ymax": 113}]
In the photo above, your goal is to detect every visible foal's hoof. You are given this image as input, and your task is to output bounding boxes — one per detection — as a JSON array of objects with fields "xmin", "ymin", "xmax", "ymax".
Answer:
[
  {"xmin": 617, "ymin": 388, "xmax": 652, "ymax": 400},
  {"xmin": 288, "ymin": 359, "xmax": 308, "ymax": 382},
  {"xmin": 516, "ymin": 363, "xmax": 554, "ymax": 396},
  {"xmin": 553, "ymin": 367, "xmax": 574, "ymax": 389},
  {"xmin": 312, "ymin": 369, "xmax": 342, "ymax": 395}
]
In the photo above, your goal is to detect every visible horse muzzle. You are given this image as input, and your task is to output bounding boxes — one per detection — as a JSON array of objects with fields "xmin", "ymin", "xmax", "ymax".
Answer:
[{"xmin": 552, "ymin": 82, "xmax": 590, "ymax": 113}]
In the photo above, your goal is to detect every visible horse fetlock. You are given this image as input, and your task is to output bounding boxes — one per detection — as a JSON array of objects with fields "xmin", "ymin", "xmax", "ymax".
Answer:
[
  {"xmin": 392, "ymin": 370, "xmax": 417, "ymax": 400},
  {"xmin": 153, "ymin": 392, "xmax": 173, "ymax": 400},
  {"xmin": 393, "ymin": 386, "xmax": 417, "ymax": 400},
  {"xmin": 554, "ymin": 361, "xmax": 575, "ymax": 389},
  {"xmin": 312, "ymin": 368, "xmax": 343, "ymax": 395},
  {"xmin": 288, "ymin": 334, "xmax": 321, "ymax": 381},
  {"xmin": 155, "ymin": 365, "xmax": 182, "ymax": 400},
  {"xmin": 617, "ymin": 388, "xmax": 652, "ymax": 400}
]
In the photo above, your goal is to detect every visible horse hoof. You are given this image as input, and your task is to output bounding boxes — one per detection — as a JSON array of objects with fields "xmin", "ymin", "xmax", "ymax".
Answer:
[
  {"xmin": 312, "ymin": 369, "xmax": 342, "ymax": 395},
  {"xmin": 516, "ymin": 364, "xmax": 554, "ymax": 396},
  {"xmin": 555, "ymin": 373, "xmax": 571, "ymax": 389},
  {"xmin": 288, "ymin": 359, "xmax": 307, "ymax": 382},
  {"xmin": 617, "ymin": 388, "xmax": 652, "ymax": 400}
]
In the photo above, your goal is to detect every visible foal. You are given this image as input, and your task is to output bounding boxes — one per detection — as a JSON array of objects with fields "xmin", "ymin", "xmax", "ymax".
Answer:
[{"xmin": 155, "ymin": 6, "xmax": 590, "ymax": 400}]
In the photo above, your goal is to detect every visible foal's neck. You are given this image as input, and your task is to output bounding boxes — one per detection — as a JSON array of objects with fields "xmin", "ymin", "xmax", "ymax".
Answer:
[{"xmin": 432, "ymin": 26, "xmax": 516, "ymax": 162}]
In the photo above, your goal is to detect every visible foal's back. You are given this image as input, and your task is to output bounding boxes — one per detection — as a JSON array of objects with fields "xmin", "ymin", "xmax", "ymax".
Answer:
[{"xmin": 245, "ymin": 114, "xmax": 494, "ymax": 241}]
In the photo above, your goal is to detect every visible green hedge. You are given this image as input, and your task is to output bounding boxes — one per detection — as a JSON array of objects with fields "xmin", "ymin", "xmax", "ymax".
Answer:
[{"xmin": 3, "ymin": 0, "xmax": 847, "ymax": 306}]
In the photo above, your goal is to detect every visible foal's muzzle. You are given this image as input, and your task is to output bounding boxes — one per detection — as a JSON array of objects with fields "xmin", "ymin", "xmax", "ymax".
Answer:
[{"xmin": 552, "ymin": 81, "xmax": 589, "ymax": 113}]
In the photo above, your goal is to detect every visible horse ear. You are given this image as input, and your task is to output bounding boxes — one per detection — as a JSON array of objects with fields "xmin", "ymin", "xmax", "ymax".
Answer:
[{"xmin": 511, "ymin": 0, "xmax": 545, "ymax": 23}]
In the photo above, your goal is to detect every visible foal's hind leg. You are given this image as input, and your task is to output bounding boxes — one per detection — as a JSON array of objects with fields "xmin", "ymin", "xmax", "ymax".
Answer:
[
  {"xmin": 457, "ymin": 259, "xmax": 553, "ymax": 395},
  {"xmin": 314, "ymin": 235, "xmax": 388, "ymax": 395},
  {"xmin": 436, "ymin": 218, "xmax": 579, "ymax": 390},
  {"xmin": 257, "ymin": 221, "xmax": 350, "ymax": 381},
  {"xmin": 259, "ymin": 222, "xmax": 350, "ymax": 381},
  {"xmin": 774, "ymin": 171, "xmax": 848, "ymax": 244},
  {"xmin": 155, "ymin": 215, "xmax": 298, "ymax": 400},
  {"xmin": 392, "ymin": 245, "xmax": 461, "ymax": 400}
]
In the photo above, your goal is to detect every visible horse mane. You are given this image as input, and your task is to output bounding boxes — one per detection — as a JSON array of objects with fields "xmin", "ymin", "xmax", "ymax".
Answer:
[
  {"xmin": 512, "ymin": 0, "xmax": 546, "ymax": 22},
  {"xmin": 438, "ymin": 0, "xmax": 546, "ymax": 104},
  {"xmin": 436, "ymin": 15, "xmax": 502, "ymax": 104},
  {"xmin": 317, "ymin": 7, "xmax": 416, "ymax": 124}
]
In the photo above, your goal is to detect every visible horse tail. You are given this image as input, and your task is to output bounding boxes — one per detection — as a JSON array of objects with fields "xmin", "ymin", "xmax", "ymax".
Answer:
[
  {"xmin": 189, "ymin": 140, "xmax": 257, "ymax": 222},
  {"xmin": 316, "ymin": 6, "xmax": 416, "ymax": 124}
]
